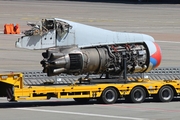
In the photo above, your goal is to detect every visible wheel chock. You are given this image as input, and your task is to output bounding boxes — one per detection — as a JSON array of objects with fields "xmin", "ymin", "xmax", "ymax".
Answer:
[
  {"xmin": 14, "ymin": 24, "xmax": 20, "ymax": 34},
  {"xmin": 4, "ymin": 24, "xmax": 11, "ymax": 34},
  {"xmin": 4, "ymin": 24, "xmax": 20, "ymax": 34},
  {"xmin": 9, "ymin": 24, "xmax": 16, "ymax": 34}
]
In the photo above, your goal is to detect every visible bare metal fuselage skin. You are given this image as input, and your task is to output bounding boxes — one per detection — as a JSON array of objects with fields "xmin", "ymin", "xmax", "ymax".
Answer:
[{"xmin": 16, "ymin": 18, "xmax": 161, "ymax": 76}]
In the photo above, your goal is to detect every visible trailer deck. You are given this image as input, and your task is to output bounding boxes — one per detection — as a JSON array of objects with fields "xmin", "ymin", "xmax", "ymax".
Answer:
[{"xmin": 1, "ymin": 70, "xmax": 180, "ymax": 104}]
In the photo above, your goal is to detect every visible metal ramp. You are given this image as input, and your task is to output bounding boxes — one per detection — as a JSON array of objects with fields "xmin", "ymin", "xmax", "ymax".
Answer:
[{"xmin": 21, "ymin": 67, "xmax": 180, "ymax": 86}]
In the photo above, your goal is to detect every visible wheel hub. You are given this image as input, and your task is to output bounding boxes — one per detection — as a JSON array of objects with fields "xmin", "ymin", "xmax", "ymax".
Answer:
[
  {"xmin": 134, "ymin": 90, "xmax": 143, "ymax": 101},
  {"xmin": 105, "ymin": 90, "xmax": 115, "ymax": 102},
  {"xmin": 162, "ymin": 89, "xmax": 171, "ymax": 100}
]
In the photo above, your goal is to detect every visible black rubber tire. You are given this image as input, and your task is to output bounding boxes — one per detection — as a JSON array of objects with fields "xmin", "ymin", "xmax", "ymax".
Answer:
[
  {"xmin": 99, "ymin": 87, "xmax": 118, "ymax": 104},
  {"xmin": 155, "ymin": 86, "xmax": 174, "ymax": 102},
  {"xmin": 126, "ymin": 87, "xmax": 146, "ymax": 103},
  {"xmin": 73, "ymin": 98, "xmax": 90, "ymax": 103}
]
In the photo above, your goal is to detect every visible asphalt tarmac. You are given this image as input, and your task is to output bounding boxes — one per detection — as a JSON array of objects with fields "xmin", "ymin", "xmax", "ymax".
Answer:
[
  {"xmin": 0, "ymin": 1, "xmax": 180, "ymax": 120},
  {"xmin": 0, "ymin": 0, "xmax": 180, "ymax": 72}
]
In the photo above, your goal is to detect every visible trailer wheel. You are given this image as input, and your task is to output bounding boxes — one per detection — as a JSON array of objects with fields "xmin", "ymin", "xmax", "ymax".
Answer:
[
  {"xmin": 127, "ymin": 87, "xmax": 146, "ymax": 103},
  {"xmin": 99, "ymin": 87, "xmax": 118, "ymax": 104},
  {"xmin": 73, "ymin": 98, "xmax": 90, "ymax": 103},
  {"xmin": 155, "ymin": 86, "xmax": 174, "ymax": 102}
]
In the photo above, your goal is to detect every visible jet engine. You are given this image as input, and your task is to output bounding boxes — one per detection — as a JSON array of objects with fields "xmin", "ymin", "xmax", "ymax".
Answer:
[{"xmin": 41, "ymin": 41, "xmax": 161, "ymax": 76}]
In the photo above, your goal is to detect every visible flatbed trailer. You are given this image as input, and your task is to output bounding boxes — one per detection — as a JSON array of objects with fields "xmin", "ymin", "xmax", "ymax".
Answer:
[{"xmin": 0, "ymin": 72, "xmax": 180, "ymax": 104}]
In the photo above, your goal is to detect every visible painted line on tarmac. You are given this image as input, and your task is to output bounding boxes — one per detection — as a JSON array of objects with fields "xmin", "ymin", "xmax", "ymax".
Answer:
[
  {"xmin": 99, "ymin": 104, "xmax": 180, "ymax": 113},
  {"xmin": 157, "ymin": 40, "xmax": 180, "ymax": 44},
  {"xmin": 13, "ymin": 108, "xmax": 148, "ymax": 120}
]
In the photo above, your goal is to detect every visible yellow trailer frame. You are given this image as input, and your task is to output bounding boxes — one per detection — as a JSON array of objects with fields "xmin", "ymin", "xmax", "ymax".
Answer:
[{"xmin": 0, "ymin": 73, "xmax": 180, "ymax": 104}]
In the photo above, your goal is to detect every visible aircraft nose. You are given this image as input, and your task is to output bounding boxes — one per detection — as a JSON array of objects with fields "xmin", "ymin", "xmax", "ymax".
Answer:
[{"xmin": 150, "ymin": 42, "xmax": 162, "ymax": 68}]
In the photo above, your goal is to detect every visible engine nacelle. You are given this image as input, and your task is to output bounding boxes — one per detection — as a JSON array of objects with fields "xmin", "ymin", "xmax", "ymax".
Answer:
[{"xmin": 41, "ymin": 41, "xmax": 161, "ymax": 76}]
